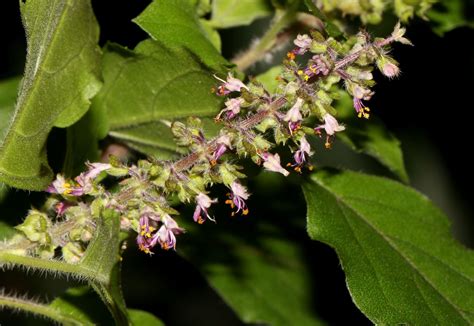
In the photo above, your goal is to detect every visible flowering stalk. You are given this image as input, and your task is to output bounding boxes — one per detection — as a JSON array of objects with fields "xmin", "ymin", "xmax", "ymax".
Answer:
[{"xmin": 4, "ymin": 24, "xmax": 410, "ymax": 257}]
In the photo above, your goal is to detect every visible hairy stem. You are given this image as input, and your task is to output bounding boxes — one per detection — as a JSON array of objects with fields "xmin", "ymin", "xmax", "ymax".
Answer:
[
  {"xmin": 0, "ymin": 294, "xmax": 86, "ymax": 325},
  {"xmin": 232, "ymin": 9, "xmax": 297, "ymax": 71}
]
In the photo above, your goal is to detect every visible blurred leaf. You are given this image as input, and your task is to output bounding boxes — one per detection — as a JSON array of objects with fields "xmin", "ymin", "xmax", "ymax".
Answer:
[
  {"xmin": 336, "ymin": 92, "xmax": 408, "ymax": 182},
  {"xmin": 303, "ymin": 0, "xmax": 342, "ymax": 38},
  {"xmin": 0, "ymin": 221, "xmax": 17, "ymax": 240},
  {"xmin": 0, "ymin": 0, "xmax": 101, "ymax": 190},
  {"xmin": 49, "ymin": 287, "xmax": 111, "ymax": 325},
  {"xmin": 428, "ymin": 0, "xmax": 474, "ymax": 36},
  {"xmin": 129, "ymin": 309, "xmax": 165, "ymax": 326},
  {"xmin": 94, "ymin": 41, "xmax": 224, "ymax": 159},
  {"xmin": 179, "ymin": 220, "xmax": 324, "ymax": 326},
  {"xmin": 133, "ymin": 0, "xmax": 229, "ymax": 70},
  {"xmin": 303, "ymin": 169, "xmax": 474, "ymax": 324},
  {"xmin": 210, "ymin": 0, "xmax": 273, "ymax": 28},
  {"xmin": 255, "ymin": 65, "xmax": 284, "ymax": 93}
]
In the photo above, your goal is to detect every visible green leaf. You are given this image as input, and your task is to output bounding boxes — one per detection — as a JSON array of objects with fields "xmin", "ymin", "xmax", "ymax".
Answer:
[
  {"xmin": 94, "ymin": 41, "xmax": 223, "ymax": 158},
  {"xmin": 180, "ymin": 220, "xmax": 324, "ymax": 326},
  {"xmin": 255, "ymin": 65, "xmax": 284, "ymax": 93},
  {"xmin": 0, "ymin": 0, "xmax": 101, "ymax": 190},
  {"xmin": 210, "ymin": 0, "xmax": 273, "ymax": 28},
  {"xmin": 128, "ymin": 309, "xmax": 165, "ymax": 326},
  {"xmin": 336, "ymin": 92, "xmax": 409, "ymax": 182},
  {"xmin": 0, "ymin": 77, "xmax": 21, "ymax": 137},
  {"xmin": 303, "ymin": 0, "xmax": 342, "ymax": 38},
  {"xmin": 428, "ymin": 0, "xmax": 474, "ymax": 36},
  {"xmin": 63, "ymin": 103, "xmax": 108, "ymax": 177},
  {"xmin": 133, "ymin": 0, "xmax": 229, "ymax": 70},
  {"xmin": 303, "ymin": 169, "xmax": 474, "ymax": 324},
  {"xmin": 0, "ymin": 221, "xmax": 17, "ymax": 241}
]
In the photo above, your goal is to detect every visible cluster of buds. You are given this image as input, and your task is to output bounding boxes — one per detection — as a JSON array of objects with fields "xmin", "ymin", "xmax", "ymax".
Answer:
[
  {"xmin": 315, "ymin": 0, "xmax": 436, "ymax": 24},
  {"xmin": 6, "ymin": 24, "xmax": 410, "ymax": 258}
]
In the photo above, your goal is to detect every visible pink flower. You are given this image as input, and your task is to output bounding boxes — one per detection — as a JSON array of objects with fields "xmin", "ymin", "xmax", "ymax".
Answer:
[
  {"xmin": 294, "ymin": 136, "xmax": 313, "ymax": 166},
  {"xmin": 316, "ymin": 113, "xmax": 345, "ymax": 136},
  {"xmin": 214, "ymin": 73, "xmax": 248, "ymax": 96},
  {"xmin": 193, "ymin": 193, "xmax": 217, "ymax": 224},
  {"xmin": 46, "ymin": 174, "xmax": 80, "ymax": 196},
  {"xmin": 225, "ymin": 181, "xmax": 250, "ymax": 216},
  {"xmin": 294, "ymin": 34, "xmax": 312, "ymax": 50},
  {"xmin": 216, "ymin": 98, "xmax": 244, "ymax": 120},
  {"xmin": 284, "ymin": 98, "xmax": 304, "ymax": 133},
  {"xmin": 74, "ymin": 162, "xmax": 112, "ymax": 196},
  {"xmin": 156, "ymin": 214, "xmax": 185, "ymax": 250},
  {"xmin": 261, "ymin": 152, "xmax": 289, "ymax": 176},
  {"xmin": 381, "ymin": 62, "xmax": 400, "ymax": 78}
]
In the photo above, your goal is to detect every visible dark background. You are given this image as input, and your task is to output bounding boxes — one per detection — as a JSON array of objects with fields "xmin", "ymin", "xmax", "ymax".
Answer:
[{"xmin": 0, "ymin": 0, "xmax": 473, "ymax": 325}]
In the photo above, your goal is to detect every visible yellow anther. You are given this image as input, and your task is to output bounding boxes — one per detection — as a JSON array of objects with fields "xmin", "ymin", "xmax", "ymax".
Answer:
[
  {"xmin": 149, "ymin": 226, "xmax": 156, "ymax": 232},
  {"xmin": 140, "ymin": 231, "xmax": 146, "ymax": 236},
  {"xmin": 210, "ymin": 159, "xmax": 217, "ymax": 166},
  {"xmin": 308, "ymin": 165, "xmax": 314, "ymax": 171},
  {"xmin": 243, "ymin": 209, "xmax": 249, "ymax": 216},
  {"xmin": 287, "ymin": 52, "xmax": 296, "ymax": 60},
  {"xmin": 297, "ymin": 70, "xmax": 303, "ymax": 75},
  {"xmin": 325, "ymin": 141, "xmax": 332, "ymax": 149},
  {"xmin": 294, "ymin": 166, "xmax": 302, "ymax": 174},
  {"xmin": 304, "ymin": 75, "xmax": 310, "ymax": 81},
  {"xmin": 197, "ymin": 216, "xmax": 205, "ymax": 224}
]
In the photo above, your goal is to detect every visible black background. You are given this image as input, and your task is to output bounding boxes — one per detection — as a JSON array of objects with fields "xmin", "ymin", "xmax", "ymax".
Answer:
[{"xmin": 0, "ymin": 0, "xmax": 473, "ymax": 325}]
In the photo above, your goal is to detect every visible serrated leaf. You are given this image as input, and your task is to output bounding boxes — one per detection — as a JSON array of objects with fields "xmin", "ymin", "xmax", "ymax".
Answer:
[
  {"xmin": 133, "ymin": 0, "xmax": 229, "ymax": 70},
  {"xmin": 303, "ymin": 169, "xmax": 474, "ymax": 324},
  {"xmin": 179, "ymin": 220, "xmax": 324, "ymax": 326},
  {"xmin": 428, "ymin": 0, "xmax": 474, "ymax": 36},
  {"xmin": 94, "ymin": 41, "xmax": 224, "ymax": 158},
  {"xmin": 336, "ymin": 92, "xmax": 409, "ymax": 182},
  {"xmin": 0, "ymin": 0, "xmax": 101, "ymax": 190},
  {"xmin": 210, "ymin": 0, "xmax": 273, "ymax": 28},
  {"xmin": 129, "ymin": 309, "xmax": 165, "ymax": 326}
]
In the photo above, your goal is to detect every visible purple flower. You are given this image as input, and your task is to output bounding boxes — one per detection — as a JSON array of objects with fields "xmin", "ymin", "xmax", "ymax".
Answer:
[
  {"xmin": 216, "ymin": 98, "xmax": 244, "ymax": 120},
  {"xmin": 284, "ymin": 98, "xmax": 304, "ymax": 133},
  {"xmin": 74, "ymin": 163, "xmax": 111, "ymax": 195},
  {"xmin": 214, "ymin": 73, "xmax": 248, "ymax": 96},
  {"xmin": 315, "ymin": 113, "xmax": 345, "ymax": 136},
  {"xmin": 193, "ymin": 193, "xmax": 217, "ymax": 224},
  {"xmin": 137, "ymin": 214, "xmax": 158, "ymax": 254},
  {"xmin": 156, "ymin": 214, "xmax": 185, "ymax": 250},
  {"xmin": 225, "ymin": 181, "xmax": 250, "ymax": 216},
  {"xmin": 294, "ymin": 34, "xmax": 312, "ymax": 49},
  {"xmin": 353, "ymin": 97, "xmax": 371, "ymax": 119},
  {"xmin": 261, "ymin": 152, "xmax": 290, "ymax": 176},
  {"xmin": 294, "ymin": 136, "xmax": 313, "ymax": 165},
  {"xmin": 55, "ymin": 202, "xmax": 72, "ymax": 216},
  {"xmin": 137, "ymin": 212, "xmax": 184, "ymax": 253},
  {"xmin": 212, "ymin": 134, "xmax": 232, "ymax": 164},
  {"xmin": 47, "ymin": 174, "xmax": 78, "ymax": 196}
]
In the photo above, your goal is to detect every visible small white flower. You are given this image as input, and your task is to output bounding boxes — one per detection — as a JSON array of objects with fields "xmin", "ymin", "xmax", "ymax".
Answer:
[
  {"xmin": 318, "ymin": 114, "xmax": 345, "ymax": 136},
  {"xmin": 284, "ymin": 98, "xmax": 304, "ymax": 122},
  {"xmin": 261, "ymin": 152, "xmax": 290, "ymax": 177}
]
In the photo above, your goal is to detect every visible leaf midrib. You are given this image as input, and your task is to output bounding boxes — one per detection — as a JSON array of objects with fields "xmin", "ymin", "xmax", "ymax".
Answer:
[{"xmin": 313, "ymin": 177, "xmax": 472, "ymax": 323}]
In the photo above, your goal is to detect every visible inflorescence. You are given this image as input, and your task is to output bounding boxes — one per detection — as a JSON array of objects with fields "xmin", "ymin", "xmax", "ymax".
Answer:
[{"xmin": 3, "ymin": 24, "xmax": 411, "ymax": 260}]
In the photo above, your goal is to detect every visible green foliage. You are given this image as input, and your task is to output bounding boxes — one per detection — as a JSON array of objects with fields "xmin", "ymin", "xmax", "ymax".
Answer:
[
  {"xmin": 128, "ymin": 309, "xmax": 165, "ymax": 326},
  {"xmin": 0, "ymin": 0, "xmax": 101, "ymax": 191},
  {"xmin": 0, "ymin": 77, "xmax": 20, "ymax": 137},
  {"xmin": 133, "ymin": 0, "xmax": 229, "ymax": 70},
  {"xmin": 210, "ymin": 0, "xmax": 274, "ymax": 28},
  {"xmin": 94, "ymin": 41, "xmax": 224, "ymax": 158},
  {"xmin": 303, "ymin": 169, "xmax": 474, "ymax": 324},
  {"xmin": 180, "ymin": 217, "xmax": 323, "ymax": 326},
  {"xmin": 428, "ymin": 0, "xmax": 474, "ymax": 36}
]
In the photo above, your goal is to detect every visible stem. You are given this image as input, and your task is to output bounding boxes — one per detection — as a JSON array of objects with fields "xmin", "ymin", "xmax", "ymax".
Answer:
[
  {"xmin": 0, "ymin": 252, "xmax": 105, "ymax": 282},
  {"xmin": 232, "ymin": 9, "xmax": 297, "ymax": 71},
  {"xmin": 173, "ymin": 97, "xmax": 288, "ymax": 172},
  {"xmin": 0, "ymin": 294, "xmax": 87, "ymax": 325}
]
